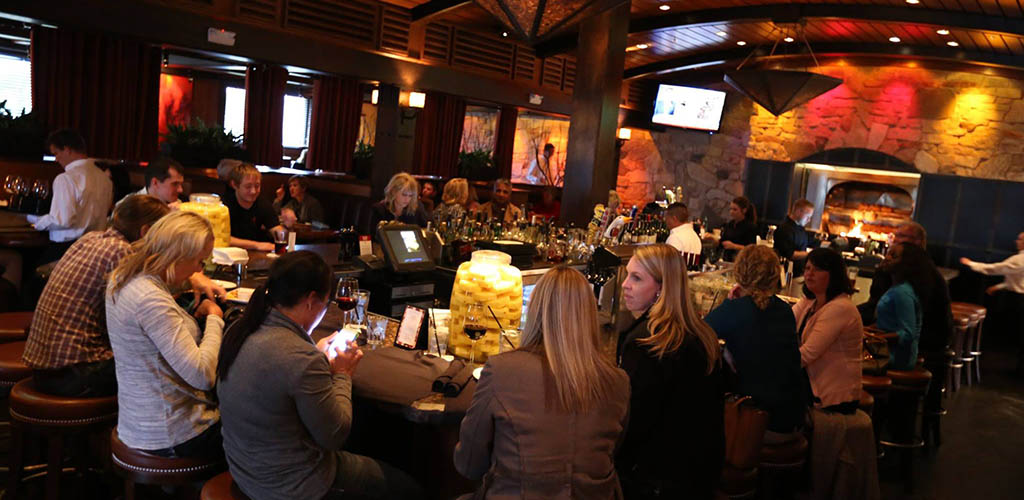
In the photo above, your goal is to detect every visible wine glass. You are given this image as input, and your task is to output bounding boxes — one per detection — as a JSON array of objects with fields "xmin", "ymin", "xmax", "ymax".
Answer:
[
  {"xmin": 463, "ymin": 303, "xmax": 488, "ymax": 365},
  {"xmin": 335, "ymin": 277, "xmax": 359, "ymax": 326}
]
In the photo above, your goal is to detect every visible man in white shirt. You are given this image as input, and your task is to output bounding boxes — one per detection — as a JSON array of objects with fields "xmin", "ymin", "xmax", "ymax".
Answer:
[
  {"xmin": 116, "ymin": 157, "xmax": 184, "ymax": 208},
  {"xmin": 28, "ymin": 129, "xmax": 113, "ymax": 261},
  {"xmin": 961, "ymin": 231, "xmax": 1024, "ymax": 376},
  {"xmin": 665, "ymin": 202, "xmax": 702, "ymax": 256},
  {"xmin": 523, "ymin": 143, "xmax": 554, "ymax": 185}
]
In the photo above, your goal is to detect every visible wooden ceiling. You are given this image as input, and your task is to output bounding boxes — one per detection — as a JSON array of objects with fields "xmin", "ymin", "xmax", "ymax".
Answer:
[{"xmin": 397, "ymin": 0, "xmax": 1024, "ymax": 80}]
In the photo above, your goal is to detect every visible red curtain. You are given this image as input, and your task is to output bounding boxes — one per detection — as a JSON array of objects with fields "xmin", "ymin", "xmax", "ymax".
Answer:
[
  {"xmin": 493, "ymin": 105, "xmax": 518, "ymax": 180},
  {"xmin": 30, "ymin": 26, "xmax": 160, "ymax": 160},
  {"xmin": 307, "ymin": 76, "xmax": 362, "ymax": 172},
  {"xmin": 412, "ymin": 92, "xmax": 466, "ymax": 177},
  {"xmin": 244, "ymin": 64, "xmax": 288, "ymax": 167}
]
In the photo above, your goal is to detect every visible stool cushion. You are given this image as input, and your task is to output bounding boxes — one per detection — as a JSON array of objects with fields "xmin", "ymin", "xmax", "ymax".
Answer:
[
  {"xmin": 111, "ymin": 428, "xmax": 223, "ymax": 485},
  {"xmin": 760, "ymin": 433, "xmax": 809, "ymax": 467},
  {"xmin": 0, "ymin": 340, "xmax": 31, "ymax": 385},
  {"xmin": 950, "ymin": 302, "xmax": 986, "ymax": 316},
  {"xmin": 0, "ymin": 311, "xmax": 32, "ymax": 342},
  {"xmin": 886, "ymin": 368, "xmax": 932, "ymax": 388},
  {"xmin": 201, "ymin": 471, "xmax": 253, "ymax": 500},
  {"xmin": 861, "ymin": 375, "xmax": 892, "ymax": 391},
  {"xmin": 9, "ymin": 378, "xmax": 117, "ymax": 427}
]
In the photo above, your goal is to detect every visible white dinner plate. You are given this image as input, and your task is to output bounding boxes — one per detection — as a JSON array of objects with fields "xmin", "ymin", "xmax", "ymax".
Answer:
[
  {"xmin": 210, "ymin": 279, "xmax": 237, "ymax": 291},
  {"xmin": 226, "ymin": 287, "xmax": 255, "ymax": 304}
]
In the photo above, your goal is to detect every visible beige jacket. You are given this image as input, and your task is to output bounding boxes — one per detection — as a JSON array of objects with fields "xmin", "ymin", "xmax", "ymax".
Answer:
[
  {"xmin": 454, "ymin": 350, "xmax": 630, "ymax": 499},
  {"xmin": 793, "ymin": 295, "xmax": 863, "ymax": 407}
]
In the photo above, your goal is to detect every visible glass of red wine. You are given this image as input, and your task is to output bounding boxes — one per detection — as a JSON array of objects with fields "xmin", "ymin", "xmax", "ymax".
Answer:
[
  {"xmin": 464, "ymin": 303, "xmax": 487, "ymax": 365},
  {"xmin": 336, "ymin": 277, "xmax": 359, "ymax": 327}
]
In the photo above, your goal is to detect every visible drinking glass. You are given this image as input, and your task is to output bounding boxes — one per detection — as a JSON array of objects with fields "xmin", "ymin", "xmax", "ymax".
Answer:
[
  {"xmin": 272, "ymin": 228, "xmax": 288, "ymax": 255},
  {"xmin": 354, "ymin": 289, "xmax": 370, "ymax": 327},
  {"xmin": 464, "ymin": 303, "xmax": 487, "ymax": 365},
  {"xmin": 335, "ymin": 277, "xmax": 359, "ymax": 326},
  {"xmin": 367, "ymin": 314, "xmax": 388, "ymax": 348}
]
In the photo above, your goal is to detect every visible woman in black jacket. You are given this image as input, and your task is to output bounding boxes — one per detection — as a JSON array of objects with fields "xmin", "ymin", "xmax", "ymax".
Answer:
[{"xmin": 617, "ymin": 244, "xmax": 725, "ymax": 499}]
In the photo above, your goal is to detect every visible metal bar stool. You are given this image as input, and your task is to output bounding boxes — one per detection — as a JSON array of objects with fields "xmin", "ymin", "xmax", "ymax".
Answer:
[
  {"xmin": 881, "ymin": 367, "xmax": 932, "ymax": 493},
  {"xmin": 947, "ymin": 313, "xmax": 970, "ymax": 395},
  {"xmin": 861, "ymin": 375, "xmax": 892, "ymax": 458},
  {"xmin": 951, "ymin": 302, "xmax": 987, "ymax": 385},
  {"xmin": 950, "ymin": 304, "xmax": 981, "ymax": 387}
]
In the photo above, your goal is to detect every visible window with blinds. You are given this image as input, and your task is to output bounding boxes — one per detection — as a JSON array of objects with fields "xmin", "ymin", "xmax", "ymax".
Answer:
[{"xmin": 0, "ymin": 55, "xmax": 32, "ymax": 116}]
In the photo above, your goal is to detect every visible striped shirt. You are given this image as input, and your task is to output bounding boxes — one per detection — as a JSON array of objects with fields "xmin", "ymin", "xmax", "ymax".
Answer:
[{"xmin": 23, "ymin": 228, "xmax": 130, "ymax": 370}]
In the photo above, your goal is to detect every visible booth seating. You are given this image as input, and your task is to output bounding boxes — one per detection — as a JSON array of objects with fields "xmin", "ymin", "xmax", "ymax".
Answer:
[
  {"xmin": 0, "ymin": 340, "xmax": 31, "ymax": 391},
  {"xmin": 862, "ymin": 375, "xmax": 892, "ymax": 458},
  {"xmin": 950, "ymin": 302, "xmax": 987, "ymax": 386},
  {"xmin": 7, "ymin": 378, "xmax": 118, "ymax": 500},
  {"xmin": 201, "ymin": 471, "xmax": 253, "ymax": 500},
  {"xmin": 0, "ymin": 311, "xmax": 33, "ymax": 342},
  {"xmin": 718, "ymin": 395, "xmax": 769, "ymax": 499},
  {"xmin": 111, "ymin": 428, "xmax": 225, "ymax": 500},
  {"xmin": 881, "ymin": 367, "xmax": 932, "ymax": 492}
]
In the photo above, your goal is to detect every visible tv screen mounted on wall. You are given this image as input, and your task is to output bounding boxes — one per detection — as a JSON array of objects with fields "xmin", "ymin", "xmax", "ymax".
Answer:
[{"xmin": 651, "ymin": 84, "xmax": 726, "ymax": 132}]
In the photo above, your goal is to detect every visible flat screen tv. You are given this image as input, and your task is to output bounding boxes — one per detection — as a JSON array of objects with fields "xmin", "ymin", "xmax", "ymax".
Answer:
[{"xmin": 651, "ymin": 84, "xmax": 726, "ymax": 132}]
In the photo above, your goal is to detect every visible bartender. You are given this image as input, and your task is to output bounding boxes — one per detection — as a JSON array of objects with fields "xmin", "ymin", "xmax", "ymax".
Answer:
[
  {"xmin": 961, "ymin": 231, "xmax": 1024, "ymax": 377},
  {"xmin": 773, "ymin": 199, "xmax": 815, "ymax": 276},
  {"xmin": 479, "ymin": 178, "xmax": 522, "ymax": 224},
  {"xmin": 717, "ymin": 196, "xmax": 758, "ymax": 262}
]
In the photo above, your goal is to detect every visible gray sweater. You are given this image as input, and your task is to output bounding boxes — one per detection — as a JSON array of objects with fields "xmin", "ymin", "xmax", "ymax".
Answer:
[
  {"xmin": 106, "ymin": 274, "xmax": 223, "ymax": 450},
  {"xmin": 216, "ymin": 309, "xmax": 353, "ymax": 500}
]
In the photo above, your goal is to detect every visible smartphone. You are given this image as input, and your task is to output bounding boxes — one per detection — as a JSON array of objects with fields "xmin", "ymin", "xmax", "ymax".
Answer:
[
  {"xmin": 395, "ymin": 305, "xmax": 425, "ymax": 349},
  {"xmin": 328, "ymin": 327, "xmax": 360, "ymax": 353}
]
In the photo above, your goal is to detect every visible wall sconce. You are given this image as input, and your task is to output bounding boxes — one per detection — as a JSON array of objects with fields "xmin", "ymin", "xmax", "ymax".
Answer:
[
  {"xmin": 409, "ymin": 91, "xmax": 426, "ymax": 109},
  {"xmin": 371, "ymin": 88, "xmax": 379, "ymax": 105},
  {"xmin": 617, "ymin": 128, "xmax": 632, "ymax": 140}
]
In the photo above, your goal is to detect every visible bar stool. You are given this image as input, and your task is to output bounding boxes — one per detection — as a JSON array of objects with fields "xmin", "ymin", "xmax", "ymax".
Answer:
[
  {"xmin": 0, "ymin": 311, "xmax": 33, "ymax": 342},
  {"xmin": 759, "ymin": 432, "xmax": 809, "ymax": 499},
  {"xmin": 201, "ymin": 471, "xmax": 252, "ymax": 500},
  {"xmin": 0, "ymin": 340, "xmax": 32, "ymax": 392},
  {"xmin": 7, "ymin": 378, "xmax": 118, "ymax": 500},
  {"xmin": 947, "ymin": 313, "xmax": 970, "ymax": 395},
  {"xmin": 881, "ymin": 367, "xmax": 932, "ymax": 493},
  {"xmin": 111, "ymin": 427, "xmax": 224, "ymax": 500},
  {"xmin": 718, "ymin": 395, "xmax": 768, "ymax": 499},
  {"xmin": 950, "ymin": 304, "xmax": 981, "ymax": 387},
  {"xmin": 862, "ymin": 375, "xmax": 892, "ymax": 458},
  {"xmin": 951, "ymin": 302, "xmax": 986, "ymax": 385}
]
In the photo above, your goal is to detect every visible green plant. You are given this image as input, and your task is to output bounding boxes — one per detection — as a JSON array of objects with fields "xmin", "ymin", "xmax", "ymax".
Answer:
[
  {"xmin": 351, "ymin": 140, "xmax": 375, "ymax": 179},
  {"xmin": 0, "ymin": 100, "xmax": 46, "ymax": 160},
  {"xmin": 161, "ymin": 118, "xmax": 248, "ymax": 168},
  {"xmin": 354, "ymin": 140, "xmax": 375, "ymax": 161},
  {"xmin": 458, "ymin": 149, "xmax": 496, "ymax": 180}
]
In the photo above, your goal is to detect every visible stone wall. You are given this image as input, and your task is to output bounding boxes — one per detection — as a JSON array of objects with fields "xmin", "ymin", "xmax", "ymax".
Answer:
[{"xmin": 615, "ymin": 63, "xmax": 1024, "ymax": 220}]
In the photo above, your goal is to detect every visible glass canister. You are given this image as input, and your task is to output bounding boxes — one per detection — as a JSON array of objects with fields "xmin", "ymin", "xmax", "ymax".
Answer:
[
  {"xmin": 448, "ymin": 250, "xmax": 523, "ymax": 362},
  {"xmin": 178, "ymin": 193, "xmax": 231, "ymax": 247}
]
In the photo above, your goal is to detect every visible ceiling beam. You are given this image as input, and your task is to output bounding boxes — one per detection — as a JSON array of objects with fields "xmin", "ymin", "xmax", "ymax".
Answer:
[
  {"xmin": 411, "ymin": 0, "xmax": 472, "ymax": 23},
  {"xmin": 624, "ymin": 42, "xmax": 1024, "ymax": 80},
  {"xmin": 536, "ymin": 3, "xmax": 1024, "ymax": 58}
]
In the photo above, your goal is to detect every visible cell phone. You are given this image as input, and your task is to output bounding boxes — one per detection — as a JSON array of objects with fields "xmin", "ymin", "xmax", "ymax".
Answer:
[
  {"xmin": 395, "ymin": 305, "xmax": 425, "ymax": 350},
  {"xmin": 328, "ymin": 327, "xmax": 360, "ymax": 353}
]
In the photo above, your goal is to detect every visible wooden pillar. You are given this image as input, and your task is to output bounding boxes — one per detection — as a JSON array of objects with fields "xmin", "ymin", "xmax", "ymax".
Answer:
[
  {"xmin": 372, "ymin": 84, "xmax": 401, "ymax": 199},
  {"xmin": 560, "ymin": 2, "xmax": 630, "ymax": 225}
]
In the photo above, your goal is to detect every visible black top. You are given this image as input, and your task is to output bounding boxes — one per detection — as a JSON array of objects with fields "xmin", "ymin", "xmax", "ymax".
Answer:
[
  {"xmin": 224, "ymin": 195, "xmax": 278, "ymax": 243},
  {"xmin": 720, "ymin": 219, "xmax": 758, "ymax": 261},
  {"xmin": 369, "ymin": 201, "xmax": 430, "ymax": 229},
  {"xmin": 705, "ymin": 296, "xmax": 810, "ymax": 432},
  {"xmin": 858, "ymin": 265, "xmax": 953, "ymax": 357},
  {"xmin": 616, "ymin": 313, "xmax": 724, "ymax": 498},
  {"xmin": 774, "ymin": 216, "xmax": 811, "ymax": 276}
]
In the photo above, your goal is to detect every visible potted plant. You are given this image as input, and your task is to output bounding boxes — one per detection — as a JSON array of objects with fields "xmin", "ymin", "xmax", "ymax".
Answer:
[
  {"xmin": 458, "ymin": 149, "xmax": 496, "ymax": 181},
  {"xmin": 161, "ymin": 118, "xmax": 248, "ymax": 168},
  {"xmin": 0, "ymin": 100, "xmax": 46, "ymax": 160},
  {"xmin": 352, "ymin": 140, "xmax": 374, "ymax": 179}
]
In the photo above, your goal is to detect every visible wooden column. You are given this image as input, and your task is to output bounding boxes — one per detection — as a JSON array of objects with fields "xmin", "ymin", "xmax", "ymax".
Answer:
[
  {"xmin": 372, "ymin": 84, "xmax": 401, "ymax": 199},
  {"xmin": 560, "ymin": 2, "xmax": 630, "ymax": 225}
]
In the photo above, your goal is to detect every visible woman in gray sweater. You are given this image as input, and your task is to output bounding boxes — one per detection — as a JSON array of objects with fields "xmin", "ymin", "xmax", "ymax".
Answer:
[
  {"xmin": 106, "ymin": 211, "xmax": 223, "ymax": 457},
  {"xmin": 216, "ymin": 251, "xmax": 422, "ymax": 500}
]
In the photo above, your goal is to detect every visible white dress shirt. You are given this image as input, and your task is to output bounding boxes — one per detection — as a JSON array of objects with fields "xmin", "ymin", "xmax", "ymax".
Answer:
[
  {"xmin": 967, "ymin": 250, "xmax": 1024, "ymax": 294},
  {"xmin": 28, "ymin": 158, "xmax": 113, "ymax": 243},
  {"xmin": 115, "ymin": 186, "xmax": 148, "ymax": 207},
  {"xmin": 666, "ymin": 223, "xmax": 702, "ymax": 255}
]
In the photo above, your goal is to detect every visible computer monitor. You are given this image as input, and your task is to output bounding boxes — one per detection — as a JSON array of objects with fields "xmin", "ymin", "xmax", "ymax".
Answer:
[{"xmin": 376, "ymin": 223, "xmax": 435, "ymax": 273}]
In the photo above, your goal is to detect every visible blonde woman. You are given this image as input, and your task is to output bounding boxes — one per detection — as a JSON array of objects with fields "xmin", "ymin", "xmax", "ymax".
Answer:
[
  {"xmin": 454, "ymin": 266, "xmax": 630, "ymax": 499},
  {"xmin": 370, "ymin": 172, "xmax": 429, "ymax": 228},
  {"xmin": 705, "ymin": 245, "xmax": 809, "ymax": 441},
  {"xmin": 434, "ymin": 177, "xmax": 469, "ymax": 225},
  {"xmin": 617, "ymin": 244, "xmax": 724, "ymax": 499},
  {"xmin": 106, "ymin": 211, "xmax": 223, "ymax": 458}
]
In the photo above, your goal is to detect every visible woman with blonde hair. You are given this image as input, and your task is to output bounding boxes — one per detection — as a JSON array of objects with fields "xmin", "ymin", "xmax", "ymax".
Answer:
[
  {"xmin": 106, "ymin": 211, "xmax": 224, "ymax": 458},
  {"xmin": 434, "ymin": 178, "xmax": 469, "ymax": 225},
  {"xmin": 705, "ymin": 245, "xmax": 809, "ymax": 441},
  {"xmin": 617, "ymin": 243, "xmax": 723, "ymax": 499},
  {"xmin": 370, "ymin": 172, "xmax": 430, "ymax": 228},
  {"xmin": 455, "ymin": 266, "xmax": 630, "ymax": 499}
]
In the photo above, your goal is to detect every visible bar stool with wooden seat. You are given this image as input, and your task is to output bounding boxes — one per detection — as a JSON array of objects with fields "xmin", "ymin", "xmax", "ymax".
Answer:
[
  {"xmin": 111, "ymin": 428, "xmax": 224, "ymax": 500},
  {"xmin": 951, "ymin": 302, "xmax": 987, "ymax": 385},
  {"xmin": 7, "ymin": 378, "xmax": 118, "ymax": 500},
  {"xmin": 201, "ymin": 471, "xmax": 252, "ymax": 500},
  {"xmin": 947, "ymin": 312, "xmax": 970, "ymax": 395},
  {"xmin": 0, "ymin": 340, "xmax": 32, "ymax": 392},
  {"xmin": 881, "ymin": 367, "xmax": 932, "ymax": 493},
  {"xmin": 0, "ymin": 311, "xmax": 33, "ymax": 342}
]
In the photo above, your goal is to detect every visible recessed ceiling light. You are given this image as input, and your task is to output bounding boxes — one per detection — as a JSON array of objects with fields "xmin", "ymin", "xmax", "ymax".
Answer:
[
  {"xmin": 889, "ymin": 36, "xmax": 901, "ymax": 43},
  {"xmin": 659, "ymin": 4, "xmax": 670, "ymax": 11},
  {"xmin": 501, "ymin": 31, "xmax": 508, "ymax": 37},
  {"xmin": 936, "ymin": 29, "xmax": 950, "ymax": 35},
  {"xmin": 737, "ymin": 41, "xmax": 747, "ymax": 46},
  {"xmin": 784, "ymin": 36, "xmax": 794, "ymax": 43},
  {"xmin": 906, "ymin": 0, "xmax": 920, "ymax": 4},
  {"xmin": 947, "ymin": 41, "xmax": 959, "ymax": 47},
  {"xmin": 636, "ymin": 43, "xmax": 649, "ymax": 49},
  {"xmin": 717, "ymin": 31, "xmax": 727, "ymax": 37}
]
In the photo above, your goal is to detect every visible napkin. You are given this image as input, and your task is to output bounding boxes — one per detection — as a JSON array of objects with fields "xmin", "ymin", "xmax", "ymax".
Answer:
[
  {"xmin": 443, "ymin": 364, "xmax": 476, "ymax": 397},
  {"xmin": 432, "ymin": 359, "xmax": 465, "ymax": 393}
]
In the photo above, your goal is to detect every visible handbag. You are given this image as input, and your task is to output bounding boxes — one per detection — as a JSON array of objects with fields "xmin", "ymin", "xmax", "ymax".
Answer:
[{"xmin": 862, "ymin": 332, "xmax": 891, "ymax": 376}]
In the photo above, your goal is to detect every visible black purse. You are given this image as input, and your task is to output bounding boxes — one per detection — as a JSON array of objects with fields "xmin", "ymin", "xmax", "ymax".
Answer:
[{"xmin": 862, "ymin": 332, "xmax": 891, "ymax": 376}]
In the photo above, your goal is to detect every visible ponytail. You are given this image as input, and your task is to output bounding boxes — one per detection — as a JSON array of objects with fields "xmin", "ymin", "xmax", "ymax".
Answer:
[{"xmin": 217, "ymin": 251, "xmax": 333, "ymax": 382}]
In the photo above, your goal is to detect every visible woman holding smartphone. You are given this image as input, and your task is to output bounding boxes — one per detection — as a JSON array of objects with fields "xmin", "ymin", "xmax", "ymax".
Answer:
[{"xmin": 216, "ymin": 251, "xmax": 422, "ymax": 500}]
